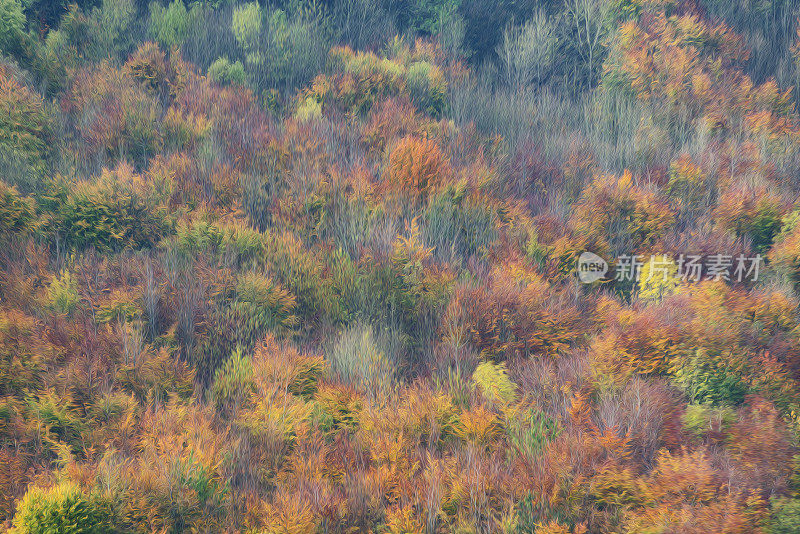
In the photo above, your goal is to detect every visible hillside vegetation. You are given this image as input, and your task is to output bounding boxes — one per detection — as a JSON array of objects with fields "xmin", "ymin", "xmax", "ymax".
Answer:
[{"xmin": 4, "ymin": 0, "xmax": 800, "ymax": 532}]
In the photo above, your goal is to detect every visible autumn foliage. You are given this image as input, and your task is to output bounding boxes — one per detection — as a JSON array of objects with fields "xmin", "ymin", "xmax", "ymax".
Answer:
[{"xmin": 4, "ymin": 0, "xmax": 800, "ymax": 532}]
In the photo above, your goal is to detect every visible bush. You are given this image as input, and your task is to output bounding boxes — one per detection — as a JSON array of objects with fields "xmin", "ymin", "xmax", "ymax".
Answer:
[
  {"xmin": 423, "ymin": 182, "xmax": 497, "ymax": 260},
  {"xmin": 0, "ymin": 183, "xmax": 34, "ymax": 238},
  {"xmin": 669, "ymin": 347, "xmax": 749, "ymax": 406},
  {"xmin": 682, "ymin": 403, "xmax": 735, "ymax": 439},
  {"xmin": 770, "ymin": 215, "xmax": 800, "ymax": 287},
  {"xmin": 328, "ymin": 324, "xmax": 398, "ymax": 397},
  {"xmin": 148, "ymin": 0, "xmax": 201, "ymax": 49},
  {"xmin": 387, "ymin": 135, "xmax": 449, "ymax": 199},
  {"xmin": 406, "ymin": 60, "xmax": 446, "ymax": 115},
  {"xmin": 472, "ymin": 360, "xmax": 517, "ymax": 405},
  {"xmin": 666, "ymin": 155, "xmax": 708, "ymax": 210},
  {"xmin": 497, "ymin": 10, "xmax": 559, "ymax": 88},
  {"xmin": 12, "ymin": 482, "xmax": 108, "ymax": 534},
  {"xmin": 770, "ymin": 497, "xmax": 800, "ymax": 534},
  {"xmin": 322, "ymin": 46, "xmax": 405, "ymax": 114},
  {"xmin": 95, "ymin": 289, "xmax": 140, "ymax": 324},
  {"xmin": 231, "ymin": 2, "xmax": 261, "ymax": 58},
  {"xmin": 0, "ymin": 63, "xmax": 53, "ymax": 192},
  {"xmin": 506, "ymin": 406, "xmax": 560, "ymax": 457},
  {"xmin": 295, "ymin": 95, "xmax": 322, "ymax": 122},
  {"xmin": 25, "ymin": 390, "xmax": 85, "ymax": 450},
  {"xmin": 65, "ymin": 60, "xmax": 164, "ymax": 169},
  {"xmin": 209, "ymin": 347, "xmax": 254, "ymax": 412},
  {"xmin": 250, "ymin": 336, "xmax": 326, "ymax": 399},
  {"xmin": 88, "ymin": 0, "xmax": 135, "ymax": 59},
  {"xmin": 125, "ymin": 42, "xmax": 189, "ymax": 104},
  {"xmin": 207, "ymin": 57, "xmax": 246, "ymax": 86},
  {"xmin": 637, "ymin": 256, "xmax": 678, "ymax": 301},
  {"xmin": 47, "ymin": 270, "xmax": 79, "ymax": 316},
  {"xmin": 52, "ymin": 182, "xmax": 172, "ymax": 252},
  {"xmin": 260, "ymin": 230, "xmax": 346, "ymax": 327},
  {"xmin": 0, "ymin": 0, "xmax": 24, "ymax": 56},
  {"xmin": 230, "ymin": 272, "xmax": 298, "ymax": 348},
  {"xmin": 234, "ymin": 5, "xmax": 331, "ymax": 92},
  {"xmin": 713, "ymin": 188, "xmax": 784, "ymax": 254},
  {"xmin": 572, "ymin": 171, "xmax": 675, "ymax": 256},
  {"xmin": 0, "ymin": 311, "xmax": 51, "ymax": 396},
  {"xmin": 390, "ymin": 0, "xmax": 459, "ymax": 35}
]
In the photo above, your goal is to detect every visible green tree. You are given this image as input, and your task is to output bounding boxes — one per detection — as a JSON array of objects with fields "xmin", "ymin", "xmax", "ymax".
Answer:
[{"xmin": 0, "ymin": 0, "xmax": 24, "ymax": 55}]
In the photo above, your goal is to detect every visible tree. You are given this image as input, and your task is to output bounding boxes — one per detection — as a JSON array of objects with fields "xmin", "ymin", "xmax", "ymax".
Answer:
[
  {"xmin": 567, "ymin": 0, "xmax": 612, "ymax": 88},
  {"xmin": 498, "ymin": 10, "xmax": 559, "ymax": 88},
  {"xmin": 0, "ymin": 0, "xmax": 24, "ymax": 56}
]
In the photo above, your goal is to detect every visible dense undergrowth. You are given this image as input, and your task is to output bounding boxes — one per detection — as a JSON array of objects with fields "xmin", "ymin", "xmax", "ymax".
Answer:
[{"xmin": 4, "ymin": 0, "xmax": 800, "ymax": 532}]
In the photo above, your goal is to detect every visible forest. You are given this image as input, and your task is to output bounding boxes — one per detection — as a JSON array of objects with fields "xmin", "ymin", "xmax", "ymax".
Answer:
[{"xmin": 3, "ymin": 0, "xmax": 800, "ymax": 532}]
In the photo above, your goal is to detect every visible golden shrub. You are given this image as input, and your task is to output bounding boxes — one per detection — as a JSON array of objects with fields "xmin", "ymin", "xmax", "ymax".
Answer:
[{"xmin": 387, "ymin": 135, "xmax": 449, "ymax": 199}]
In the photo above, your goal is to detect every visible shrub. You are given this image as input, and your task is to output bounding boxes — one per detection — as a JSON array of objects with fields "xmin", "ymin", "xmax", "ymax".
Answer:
[
  {"xmin": 231, "ymin": 2, "xmax": 261, "ymax": 58},
  {"xmin": 239, "ymin": 145, "xmax": 287, "ymax": 230},
  {"xmin": 472, "ymin": 360, "xmax": 517, "ymax": 405},
  {"xmin": 0, "ymin": 183, "xmax": 34, "ymax": 238},
  {"xmin": 770, "ymin": 220, "xmax": 800, "ymax": 287},
  {"xmin": 88, "ymin": 0, "xmax": 136, "ymax": 59},
  {"xmin": 638, "ymin": 256, "xmax": 678, "ymax": 301},
  {"xmin": 456, "ymin": 404, "xmax": 502, "ymax": 447},
  {"xmin": 406, "ymin": 60, "xmax": 446, "ymax": 115},
  {"xmin": 219, "ymin": 222, "xmax": 264, "ymax": 263},
  {"xmin": 206, "ymin": 57, "xmax": 246, "ymax": 86},
  {"xmin": 669, "ymin": 347, "xmax": 749, "ymax": 406},
  {"xmin": 162, "ymin": 108, "xmax": 211, "ymax": 153},
  {"xmin": 666, "ymin": 155, "xmax": 708, "ymax": 210},
  {"xmin": 95, "ymin": 289, "xmax": 140, "ymax": 324},
  {"xmin": 12, "ymin": 482, "xmax": 108, "ymax": 534},
  {"xmin": 261, "ymin": 230, "xmax": 345, "ymax": 326},
  {"xmin": 323, "ymin": 46, "xmax": 405, "ymax": 114},
  {"xmin": 234, "ymin": 386, "xmax": 314, "ymax": 462},
  {"xmin": 52, "ymin": 182, "xmax": 172, "ymax": 251},
  {"xmin": 455, "ymin": 270, "xmax": 586, "ymax": 360},
  {"xmin": 0, "ymin": 0, "xmax": 24, "ymax": 56},
  {"xmin": 387, "ymin": 218, "xmax": 455, "ymax": 341},
  {"xmin": 268, "ymin": 8, "xmax": 330, "ymax": 91},
  {"xmin": 423, "ymin": 182, "xmax": 497, "ymax": 260},
  {"xmin": 234, "ymin": 5, "xmax": 330, "ymax": 92},
  {"xmin": 391, "ymin": 0, "xmax": 459, "ymax": 35},
  {"xmin": 572, "ymin": 171, "xmax": 675, "ymax": 255},
  {"xmin": 117, "ymin": 346, "xmax": 195, "ymax": 400},
  {"xmin": 328, "ymin": 324, "xmax": 397, "ymax": 397},
  {"xmin": 0, "ymin": 63, "xmax": 53, "ymax": 192},
  {"xmin": 125, "ymin": 42, "xmax": 189, "ymax": 104},
  {"xmin": 385, "ymin": 505, "xmax": 425, "ymax": 534},
  {"xmin": 25, "ymin": 390, "xmax": 85, "ymax": 450},
  {"xmin": 250, "ymin": 336, "xmax": 326, "ymax": 399},
  {"xmin": 295, "ymin": 96, "xmax": 322, "ymax": 122},
  {"xmin": 713, "ymin": 188, "xmax": 784, "ymax": 253},
  {"xmin": 682, "ymin": 403, "xmax": 735, "ymax": 439},
  {"xmin": 47, "ymin": 270, "xmax": 79, "ymax": 316},
  {"xmin": 148, "ymin": 0, "xmax": 201, "ymax": 49},
  {"xmin": 209, "ymin": 347, "xmax": 254, "ymax": 412},
  {"xmin": 230, "ymin": 272, "xmax": 298, "ymax": 347},
  {"xmin": 770, "ymin": 497, "xmax": 800, "ymax": 534},
  {"xmin": 65, "ymin": 61, "xmax": 163, "ymax": 169},
  {"xmin": 498, "ymin": 10, "xmax": 559, "ymax": 88},
  {"xmin": 89, "ymin": 0, "xmax": 136, "ymax": 58},
  {"xmin": 0, "ymin": 311, "xmax": 52, "ymax": 396},
  {"xmin": 505, "ymin": 406, "xmax": 559, "ymax": 458},
  {"xmin": 387, "ymin": 135, "xmax": 449, "ymax": 199}
]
